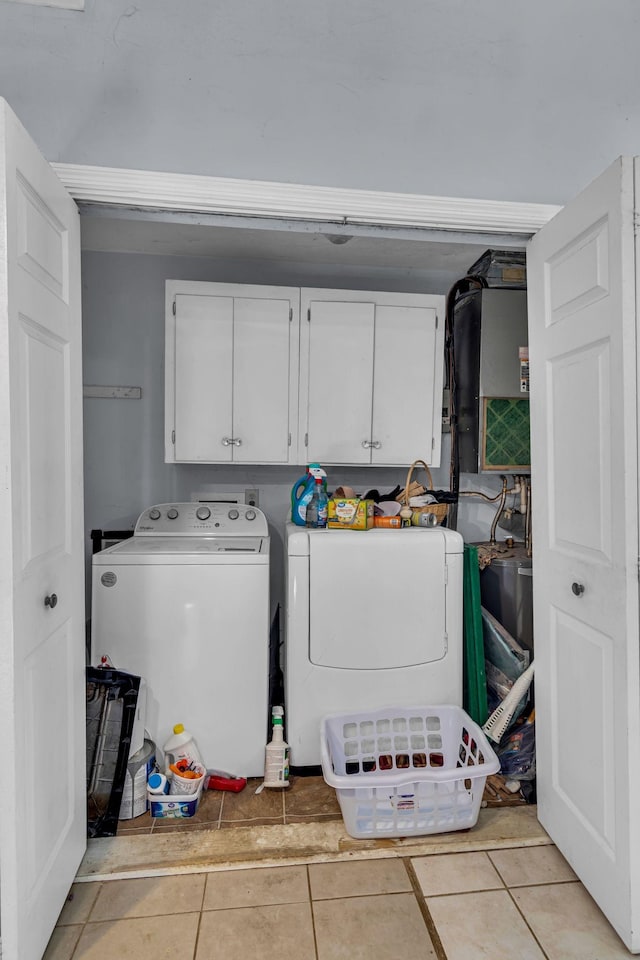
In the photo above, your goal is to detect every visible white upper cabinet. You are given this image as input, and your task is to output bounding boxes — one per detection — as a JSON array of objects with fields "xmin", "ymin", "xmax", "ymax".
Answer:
[
  {"xmin": 165, "ymin": 281, "xmax": 300, "ymax": 463},
  {"xmin": 298, "ymin": 288, "xmax": 445, "ymax": 465}
]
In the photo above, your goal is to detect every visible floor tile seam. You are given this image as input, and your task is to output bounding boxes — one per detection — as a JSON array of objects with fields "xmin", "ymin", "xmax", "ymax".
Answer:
[
  {"xmin": 285, "ymin": 813, "xmax": 342, "ymax": 821},
  {"xmin": 202, "ymin": 896, "xmax": 311, "ymax": 912},
  {"xmin": 310, "ymin": 888, "xmax": 417, "ymax": 903},
  {"xmin": 83, "ymin": 880, "xmax": 103, "ymax": 925},
  {"xmin": 502, "ymin": 877, "xmax": 578, "ymax": 889},
  {"xmin": 305, "ymin": 864, "xmax": 321, "ymax": 960},
  {"xmin": 401, "ymin": 857, "xmax": 448, "ymax": 960},
  {"xmin": 423, "ymin": 881, "xmax": 518, "ymax": 903},
  {"xmin": 218, "ymin": 816, "xmax": 286, "ymax": 825},
  {"xmin": 82, "ymin": 910, "xmax": 203, "ymax": 927},
  {"xmin": 198, "ymin": 869, "xmax": 208, "ymax": 914},
  {"xmin": 503, "ymin": 884, "xmax": 552, "ymax": 960},
  {"xmin": 153, "ymin": 821, "xmax": 221, "ymax": 831},
  {"xmin": 83, "ymin": 906, "xmax": 210, "ymax": 924},
  {"xmin": 67, "ymin": 921, "xmax": 85, "ymax": 960},
  {"xmin": 197, "ymin": 889, "xmax": 416, "ymax": 914},
  {"xmin": 192, "ymin": 906, "xmax": 205, "ymax": 960}
]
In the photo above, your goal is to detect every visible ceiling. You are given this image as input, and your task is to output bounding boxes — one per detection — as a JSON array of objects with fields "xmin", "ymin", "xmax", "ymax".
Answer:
[{"xmin": 79, "ymin": 207, "xmax": 526, "ymax": 278}]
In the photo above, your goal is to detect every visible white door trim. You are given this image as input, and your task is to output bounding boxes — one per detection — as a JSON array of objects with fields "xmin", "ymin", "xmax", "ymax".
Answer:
[{"xmin": 51, "ymin": 163, "xmax": 561, "ymax": 236}]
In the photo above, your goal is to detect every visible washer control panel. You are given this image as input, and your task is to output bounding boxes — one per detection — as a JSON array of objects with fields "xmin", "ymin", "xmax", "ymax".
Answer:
[{"xmin": 135, "ymin": 502, "xmax": 268, "ymax": 537}]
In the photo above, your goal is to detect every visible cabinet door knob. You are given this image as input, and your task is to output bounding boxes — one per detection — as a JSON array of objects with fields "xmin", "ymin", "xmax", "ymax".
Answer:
[
  {"xmin": 371, "ymin": 440, "xmax": 382, "ymax": 449},
  {"xmin": 222, "ymin": 437, "xmax": 242, "ymax": 447},
  {"xmin": 44, "ymin": 593, "xmax": 58, "ymax": 609},
  {"xmin": 571, "ymin": 582, "xmax": 585, "ymax": 597},
  {"xmin": 361, "ymin": 440, "xmax": 372, "ymax": 448}
]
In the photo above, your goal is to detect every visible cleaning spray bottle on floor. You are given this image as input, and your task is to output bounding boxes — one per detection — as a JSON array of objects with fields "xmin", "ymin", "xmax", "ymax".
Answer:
[{"xmin": 263, "ymin": 706, "xmax": 290, "ymax": 788}]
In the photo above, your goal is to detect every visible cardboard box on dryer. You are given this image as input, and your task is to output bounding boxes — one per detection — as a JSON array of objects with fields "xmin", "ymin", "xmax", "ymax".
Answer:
[{"xmin": 327, "ymin": 498, "xmax": 374, "ymax": 530}]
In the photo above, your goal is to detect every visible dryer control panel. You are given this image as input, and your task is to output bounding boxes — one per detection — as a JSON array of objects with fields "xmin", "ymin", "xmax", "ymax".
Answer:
[{"xmin": 135, "ymin": 502, "xmax": 268, "ymax": 537}]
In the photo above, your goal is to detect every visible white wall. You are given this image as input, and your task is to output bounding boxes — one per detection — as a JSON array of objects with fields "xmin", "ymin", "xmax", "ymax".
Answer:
[{"xmin": 1, "ymin": 0, "xmax": 640, "ymax": 205}]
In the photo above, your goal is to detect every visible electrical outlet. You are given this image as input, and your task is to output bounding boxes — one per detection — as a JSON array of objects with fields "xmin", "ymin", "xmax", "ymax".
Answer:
[{"xmin": 245, "ymin": 488, "xmax": 259, "ymax": 508}]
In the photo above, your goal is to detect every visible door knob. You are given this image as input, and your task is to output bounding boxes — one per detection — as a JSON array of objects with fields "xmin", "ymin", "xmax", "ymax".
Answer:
[
  {"xmin": 44, "ymin": 593, "xmax": 58, "ymax": 608},
  {"xmin": 571, "ymin": 582, "xmax": 585, "ymax": 597}
]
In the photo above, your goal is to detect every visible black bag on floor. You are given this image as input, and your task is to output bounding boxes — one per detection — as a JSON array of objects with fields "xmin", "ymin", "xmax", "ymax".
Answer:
[{"xmin": 86, "ymin": 668, "xmax": 140, "ymax": 838}]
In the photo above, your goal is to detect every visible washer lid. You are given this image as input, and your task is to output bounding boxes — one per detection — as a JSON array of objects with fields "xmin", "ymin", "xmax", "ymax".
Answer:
[{"xmin": 92, "ymin": 535, "xmax": 269, "ymax": 563}]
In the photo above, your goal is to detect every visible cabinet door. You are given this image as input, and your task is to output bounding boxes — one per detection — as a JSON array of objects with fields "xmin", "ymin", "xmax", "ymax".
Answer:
[
  {"xmin": 233, "ymin": 296, "xmax": 293, "ymax": 462},
  {"xmin": 304, "ymin": 300, "xmax": 375, "ymax": 464},
  {"xmin": 372, "ymin": 304, "xmax": 439, "ymax": 464},
  {"xmin": 174, "ymin": 294, "xmax": 233, "ymax": 461}
]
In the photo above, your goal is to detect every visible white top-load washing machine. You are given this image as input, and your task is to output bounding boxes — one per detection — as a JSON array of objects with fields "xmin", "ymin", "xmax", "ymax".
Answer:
[
  {"xmin": 92, "ymin": 502, "xmax": 270, "ymax": 777},
  {"xmin": 285, "ymin": 523, "xmax": 464, "ymax": 767}
]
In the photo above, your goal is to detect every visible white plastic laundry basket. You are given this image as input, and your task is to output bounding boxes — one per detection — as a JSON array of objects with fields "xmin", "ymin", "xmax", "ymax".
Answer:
[{"xmin": 320, "ymin": 704, "xmax": 499, "ymax": 839}]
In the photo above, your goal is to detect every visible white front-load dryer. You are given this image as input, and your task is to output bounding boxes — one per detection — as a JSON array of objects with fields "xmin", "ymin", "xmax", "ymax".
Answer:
[
  {"xmin": 285, "ymin": 524, "xmax": 464, "ymax": 767},
  {"xmin": 91, "ymin": 502, "xmax": 270, "ymax": 776}
]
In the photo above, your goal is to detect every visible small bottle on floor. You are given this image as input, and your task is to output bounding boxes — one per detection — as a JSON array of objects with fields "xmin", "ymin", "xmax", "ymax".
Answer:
[{"xmin": 263, "ymin": 706, "xmax": 290, "ymax": 788}]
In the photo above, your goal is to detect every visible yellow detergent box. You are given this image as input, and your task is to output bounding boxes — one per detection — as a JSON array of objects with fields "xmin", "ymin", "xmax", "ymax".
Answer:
[{"xmin": 327, "ymin": 498, "xmax": 374, "ymax": 530}]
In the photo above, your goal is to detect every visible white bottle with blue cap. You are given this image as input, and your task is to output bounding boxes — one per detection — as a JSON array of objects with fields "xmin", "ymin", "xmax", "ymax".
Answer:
[{"xmin": 147, "ymin": 772, "xmax": 169, "ymax": 795}]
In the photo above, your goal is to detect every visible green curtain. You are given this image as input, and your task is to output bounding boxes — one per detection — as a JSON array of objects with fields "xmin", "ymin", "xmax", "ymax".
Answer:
[{"xmin": 463, "ymin": 544, "xmax": 489, "ymax": 725}]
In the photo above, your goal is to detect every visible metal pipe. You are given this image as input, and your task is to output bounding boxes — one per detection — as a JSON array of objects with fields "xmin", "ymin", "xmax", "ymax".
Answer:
[{"xmin": 489, "ymin": 476, "xmax": 509, "ymax": 545}]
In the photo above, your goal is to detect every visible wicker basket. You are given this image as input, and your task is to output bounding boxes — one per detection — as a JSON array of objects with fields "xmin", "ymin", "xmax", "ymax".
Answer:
[{"xmin": 397, "ymin": 459, "xmax": 448, "ymax": 525}]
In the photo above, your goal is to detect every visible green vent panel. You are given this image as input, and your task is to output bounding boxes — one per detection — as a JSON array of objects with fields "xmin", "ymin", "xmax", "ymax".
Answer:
[{"xmin": 482, "ymin": 397, "xmax": 530, "ymax": 470}]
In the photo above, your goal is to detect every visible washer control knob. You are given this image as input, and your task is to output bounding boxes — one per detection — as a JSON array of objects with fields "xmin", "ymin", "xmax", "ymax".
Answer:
[
  {"xmin": 246, "ymin": 509, "xmax": 256, "ymax": 521},
  {"xmin": 167, "ymin": 508, "xmax": 179, "ymax": 520},
  {"xmin": 196, "ymin": 506, "xmax": 211, "ymax": 521},
  {"xmin": 228, "ymin": 508, "xmax": 240, "ymax": 520},
  {"xmin": 149, "ymin": 508, "xmax": 161, "ymax": 520}
]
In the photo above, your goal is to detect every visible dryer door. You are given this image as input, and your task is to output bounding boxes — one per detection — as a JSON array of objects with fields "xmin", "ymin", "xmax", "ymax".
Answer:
[{"xmin": 309, "ymin": 531, "xmax": 448, "ymax": 669}]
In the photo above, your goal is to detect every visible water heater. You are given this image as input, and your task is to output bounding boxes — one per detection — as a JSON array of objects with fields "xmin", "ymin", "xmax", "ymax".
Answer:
[{"xmin": 452, "ymin": 287, "xmax": 529, "ymax": 473}]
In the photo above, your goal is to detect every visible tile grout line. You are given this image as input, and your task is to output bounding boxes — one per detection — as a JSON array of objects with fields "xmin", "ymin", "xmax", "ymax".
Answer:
[
  {"xmin": 484, "ymin": 849, "xmax": 555, "ymax": 960},
  {"xmin": 65, "ymin": 881, "xmax": 101, "ymax": 960},
  {"xmin": 191, "ymin": 873, "xmax": 209, "ymax": 960},
  {"xmin": 306, "ymin": 863, "xmax": 320, "ymax": 960},
  {"xmin": 503, "ymin": 883, "xmax": 555, "ymax": 960},
  {"xmin": 402, "ymin": 857, "xmax": 449, "ymax": 960},
  {"xmin": 67, "ymin": 921, "xmax": 85, "ymax": 960}
]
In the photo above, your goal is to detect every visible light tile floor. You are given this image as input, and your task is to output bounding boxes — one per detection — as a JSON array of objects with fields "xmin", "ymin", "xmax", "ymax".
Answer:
[{"xmin": 46, "ymin": 845, "xmax": 637, "ymax": 959}]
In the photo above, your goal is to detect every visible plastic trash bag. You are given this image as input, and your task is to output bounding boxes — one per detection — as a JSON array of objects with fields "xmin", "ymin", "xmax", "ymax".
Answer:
[{"xmin": 497, "ymin": 714, "xmax": 536, "ymax": 781}]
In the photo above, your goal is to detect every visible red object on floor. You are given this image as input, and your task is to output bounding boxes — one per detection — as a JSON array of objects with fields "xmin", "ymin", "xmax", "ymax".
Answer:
[{"xmin": 206, "ymin": 770, "xmax": 247, "ymax": 792}]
